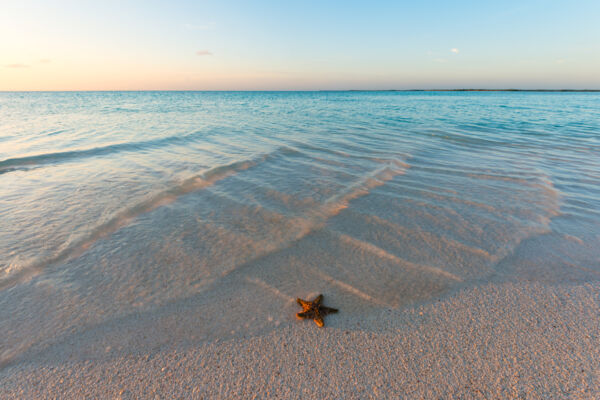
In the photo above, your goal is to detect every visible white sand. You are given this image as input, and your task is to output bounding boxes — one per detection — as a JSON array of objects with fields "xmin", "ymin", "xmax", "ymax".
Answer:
[{"xmin": 1, "ymin": 281, "xmax": 598, "ymax": 399}]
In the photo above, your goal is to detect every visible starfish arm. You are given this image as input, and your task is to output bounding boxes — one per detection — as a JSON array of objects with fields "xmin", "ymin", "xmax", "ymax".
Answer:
[
  {"xmin": 297, "ymin": 298, "xmax": 309, "ymax": 307},
  {"xmin": 296, "ymin": 311, "xmax": 309, "ymax": 319},
  {"xmin": 314, "ymin": 317, "xmax": 324, "ymax": 327},
  {"xmin": 321, "ymin": 306, "xmax": 339, "ymax": 315},
  {"xmin": 312, "ymin": 294, "xmax": 323, "ymax": 305}
]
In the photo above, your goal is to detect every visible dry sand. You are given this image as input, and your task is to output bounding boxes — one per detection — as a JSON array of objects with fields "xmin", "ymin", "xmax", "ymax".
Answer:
[{"xmin": 1, "ymin": 281, "xmax": 598, "ymax": 399}]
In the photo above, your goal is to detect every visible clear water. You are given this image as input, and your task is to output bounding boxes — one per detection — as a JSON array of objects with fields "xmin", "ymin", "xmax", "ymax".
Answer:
[{"xmin": 1, "ymin": 91, "xmax": 599, "ymax": 364}]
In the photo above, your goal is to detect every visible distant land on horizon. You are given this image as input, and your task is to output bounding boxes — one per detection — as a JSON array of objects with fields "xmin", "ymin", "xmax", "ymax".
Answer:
[{"xmin": 348, "ymin": 89, "xmax": 600, "ymax": 92}]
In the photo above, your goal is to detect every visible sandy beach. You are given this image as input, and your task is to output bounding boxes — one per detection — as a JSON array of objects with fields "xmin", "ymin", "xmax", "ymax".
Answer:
[{"xmin": 1, "ymin": 280, "xmax": 598, "ymax": 399}]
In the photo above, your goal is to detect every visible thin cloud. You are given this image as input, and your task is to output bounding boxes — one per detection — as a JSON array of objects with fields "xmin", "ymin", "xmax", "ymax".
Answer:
[
  {"xmin": 39, "ymin": 59, "xmax": 51, "ymax": 64},
  {"xmin": 196, "ymin": 50, "xmax": 213, "ymax": 56},
  {"xmin": 433, "ymin": 58, "xmax": 448, "ymax": 63},
  {"xmin": 451, "ymin": 48, "xmax": 459, "ymax": 54},
  {"xmin": 5, "ymin": 63, "xmax": 29, "ymax": 68}
]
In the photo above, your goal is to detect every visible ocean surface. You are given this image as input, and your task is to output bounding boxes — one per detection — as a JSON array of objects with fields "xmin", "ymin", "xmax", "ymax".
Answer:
[{"xmin": 1, "ymin": 91, "xmax": 599, "ymax": 366}]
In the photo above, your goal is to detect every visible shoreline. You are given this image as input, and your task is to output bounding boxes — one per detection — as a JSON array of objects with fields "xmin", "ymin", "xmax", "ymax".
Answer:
[{"xmin": 2, "ymin": 280, "xmax": 598, "ymax": 399}]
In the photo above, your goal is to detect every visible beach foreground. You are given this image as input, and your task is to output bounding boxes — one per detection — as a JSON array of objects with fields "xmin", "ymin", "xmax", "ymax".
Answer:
[{"xmin": 2, "ymin": 281, "xmax": 598, "ymax": 399}]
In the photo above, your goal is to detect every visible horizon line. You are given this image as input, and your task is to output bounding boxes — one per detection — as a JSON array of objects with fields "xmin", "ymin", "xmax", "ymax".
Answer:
[{"xmin": 1, "ymin": 89, "xmax": 599, "ymax": 93}]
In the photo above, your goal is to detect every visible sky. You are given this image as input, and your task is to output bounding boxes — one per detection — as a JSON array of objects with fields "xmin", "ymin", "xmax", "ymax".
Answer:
[{"xmin": 1, "ymin": 0, "xmax": 599, "ymax": 90}]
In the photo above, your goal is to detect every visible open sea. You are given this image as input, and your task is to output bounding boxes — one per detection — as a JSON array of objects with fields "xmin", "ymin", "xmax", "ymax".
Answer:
[{"xmin": 1, "ymin": 91, "xmax": 599, "ymax": 366}]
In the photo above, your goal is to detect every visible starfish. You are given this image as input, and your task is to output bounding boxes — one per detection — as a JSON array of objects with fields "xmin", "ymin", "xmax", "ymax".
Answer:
[{"xmin": 296, "ymin": 294, "xmax": 338, "ymax": 327}]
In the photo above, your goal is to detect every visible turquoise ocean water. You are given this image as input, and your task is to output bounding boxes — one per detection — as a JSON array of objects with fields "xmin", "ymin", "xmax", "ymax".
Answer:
[{"xmin": 1, "ymin": 91, "xmax": 599, "ymax": 364}]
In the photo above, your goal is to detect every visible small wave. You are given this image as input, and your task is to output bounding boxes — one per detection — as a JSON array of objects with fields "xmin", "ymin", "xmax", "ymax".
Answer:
[
  {"xmin": 363, "ymin": 213, "xmax": 494, "ymax": 260},
  {"xmin": 0, "ymin": 131, "xmax": 211, "ymax": 174},
  {"xmin": 260, "ymin": 160, "xmax": 410, "ymax": 231},
  {"xmin": 288, "ymin": 138, "xmax": 406, "ymax": 165},
  {"xmin": 312, "ymin": 269, "xmax": 389, "ymax": 306},
  {"xmin": 422, "ymin": 129, "xmax": 507, "ymax": 148},
  {"xmin": 319, "ymin": 162, "xmax": 408, "ymax": 217},
  {"xmin": 335, "ymin": 233, "xmax": 463, "ymax": 282},
  {"xmin": 245, "ymin": 277, "xmax": 295, "ymax": 302},
  {"xmin": 0, "ymin": 167, "xmax": 23, "ymax": 176},
  {"xmin": 0, "ymin": 144, "xmax": 135, "ymax": 172}
]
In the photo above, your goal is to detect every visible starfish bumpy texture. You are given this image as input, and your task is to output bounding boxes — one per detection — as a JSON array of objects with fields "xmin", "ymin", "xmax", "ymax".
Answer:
[{"xmin": 296, "ymin": 294, "xmax": 338, "ymax": 327}]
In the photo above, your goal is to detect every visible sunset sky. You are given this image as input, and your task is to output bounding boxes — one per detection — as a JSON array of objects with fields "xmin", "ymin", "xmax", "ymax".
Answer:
[{"xmin": 1, "ymin": 0, "xmax": 599, "ymax": 90}]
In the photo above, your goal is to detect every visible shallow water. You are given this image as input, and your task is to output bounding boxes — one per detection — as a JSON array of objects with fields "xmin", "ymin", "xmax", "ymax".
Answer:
[{"xmin": 1, "ymin": 91, "xmax": 599, "ymax": 365}]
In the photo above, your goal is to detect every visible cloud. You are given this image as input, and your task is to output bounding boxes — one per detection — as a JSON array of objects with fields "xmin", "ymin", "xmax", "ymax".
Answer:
[
  {"xmin": 196, "ymin": 50, "xmax": 213, "ymax": 56},
  {"xmin": 5, "ymin": 63, "xmax": 29, "ymax": 68},
  {"xmin": 39, "ymin": 59, "xmax": 51, "ymax": 64},
  {"xmin": 451, "ymin": 48, "xmax": 459, "ymax": 54},
  {"xmin": 433, "ymin": 58, "xmax": 448, "ymax": 63}
]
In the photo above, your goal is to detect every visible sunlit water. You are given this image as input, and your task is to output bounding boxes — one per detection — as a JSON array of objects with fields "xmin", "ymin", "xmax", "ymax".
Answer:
[{"xmin": 1, "ymin": 91, "xmax": 599, "ymax": 365}]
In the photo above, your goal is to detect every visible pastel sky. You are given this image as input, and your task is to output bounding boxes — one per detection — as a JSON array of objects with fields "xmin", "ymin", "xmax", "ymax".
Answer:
[{"xmin": 1, "ymin": 0, "xmax": 599, "ymax": 90}]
